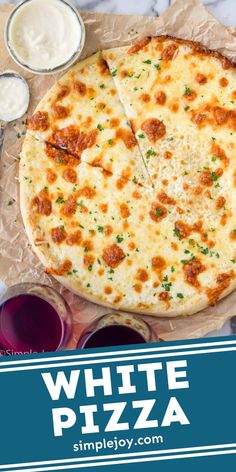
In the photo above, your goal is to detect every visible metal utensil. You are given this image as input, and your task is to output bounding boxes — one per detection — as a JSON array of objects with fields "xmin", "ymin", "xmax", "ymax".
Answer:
[{"xmin": 0, "ymin": 71, "xmax": 30, "ymax": 153}]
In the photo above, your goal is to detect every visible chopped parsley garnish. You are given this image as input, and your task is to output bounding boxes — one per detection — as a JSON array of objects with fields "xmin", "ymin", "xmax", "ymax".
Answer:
[
  {"xmin": 88, "ymin": 264, "xmax": 93, "ymax": 272},
  {"xmin": 56, "ymin": 196, "xmax": 65, "ymax": 204},
  {"xmin": 135, "ymin": 248, "xmax": 140, "ymax": 252},
  {"xmin": 97, "ymin": 258, "xmax": 101, "ymax": 265},
  {"xmin": 211, "ymin": 156, "xmax": 216, "ymax": 162},
  {"xmin": 111, "ymin": 69, "xmax": 117, "ymax": 77},
  {"xmin": 177, "ymin": 293, "xmax": 184, "ymax": 299},
  {"xmin": 73, "ymin": 269, "xmax": 78, "ymax": 274},
  {"xmin": 211, "ymin": 136, "xmax": 216, "ymax": 141},
  {"xmin": 86, "ymin": 283, "xmax": 91, "ymax": 288},
  {"xmin": 162, "ymin": 275, "xmax": 172, "ymax": 292},
  {"xmin": 84, "ymin": 246, "xmax": 90, "ymax": 253},
  {"xmin": 108, "ymin": 139, "xmax": 113, "ymax": 145},
  {"xmin": 138, "ymin": 133, "xmax": 145, "ymax": 138},
  {"xmin": 79, "ymin": 224, "xmax": 84, "ymax": 229},
  {"xmin": 77, "ymin": 200, "xmax": 84, "ymax": 208},
  {"xmin": 154, "ymin": 63, "xmax": 161, "ymax": 70},
  {"xmin": 184, "ymin": 105, "xmax": 190, "ymax": 111},
  {"xmin": 8, "ymin": 200, "xmax": 14, "ymax": 206},
  {"xmin": 99, "ymin": 83, "xmax": 105, "ymax": 88},
  {"xmin": 143, "ymin": 59, "xmax": 152, "ymax": 64},
  {"xmin": 116, "ymin": 234, "xmax": 124, "ymax": 243},
  {"xmin": 155, "ymin": 209, "xmax": 162, "ymax": 217},
  {"xmin": 211, "ymin": 171, "xmax": 218, "ymax": 182},
  {"xmin": 184, "ymin": 249, "xmax": 190, "ymax": 254},
  {"xmin": 171, "ymin": 266, "xmax": 175, "ymax": 273},
  {"xmin": 184, "ymin": 85, "xmax": 192, "ymax": 96},
  {"xmin": 173, "ymin": 228, "xmax": 182, "ymax": 240},
  {"xmin": 97, "ymin": 123, "xmax": 104, "ymax": 131},
  {"xmin": 108, "ymin": 268, "xmax": 115, "ymax": 274},
  {"xmin": 97, "ymin": 225, "xmax": 104, "ymax": 233},
  {"xmin": 146, "ymin": 148, "xmax": 157, "ymax": 158}
]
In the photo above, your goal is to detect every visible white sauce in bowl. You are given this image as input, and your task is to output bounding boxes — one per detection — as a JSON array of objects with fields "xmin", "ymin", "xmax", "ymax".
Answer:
[
  {"xmin": 7, "ymin": 0, "xmax": 82, "ymax": 71},
  {"xmin": 0, "ymin": 75, "xmax": 29, "ymax": 122}
]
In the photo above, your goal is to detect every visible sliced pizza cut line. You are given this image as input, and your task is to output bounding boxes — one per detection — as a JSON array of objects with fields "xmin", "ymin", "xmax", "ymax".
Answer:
[{"xmin": 26, "ymin": 51, "xmax": 151, "ymax": 189}]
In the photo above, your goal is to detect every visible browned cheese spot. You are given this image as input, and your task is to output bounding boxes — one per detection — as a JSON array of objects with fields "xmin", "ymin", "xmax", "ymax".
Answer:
[
  {"xmin": 219, "ymin": 77, "xmax": 228, "ymax": 87},
  {"xmin": 128, "ymin": 37, "xmax": 151, "ymax": 55},
  {"xmin": 102, "ymin": 244, "xmax": 125, "ymax": 268},
  {"xmin": 149, "ymin": 202, "xmax": 167, "ymax": 222},
  {"xmin": 195, "ymin": 73, "xmax": 207, "ymax": 85},
  {"xmin": 46, "ymin": 260, "xmax": 72, "ymax": 276},
  {"xmin": 141, "ymin": 118, "xmax": 166, "ymax": 143},
  {"xmin": 120, "ymin": 203, "xmax": 130, "ymax": 218},
  {"xmin": 51, "ymin": 125, "xmax": 98, "ymax": 157},
  {"xmin": 216, "ymin": 196, "xmax": 226, "ymax": 209},
  {"xmin": 157, "ymin": 190, "xmax": 176, "ymax": 205},
  {"xmin": 27, "ymin": 111, "xmax": 50, "ymax": 131},
  {"xmin": 61, "ymin": 196, "xmax": 77, "ymax": 217},
  {"xmin": 206, "ymin": 272, "xmax": 233, "ymax": 305},
  {"xmin": 136, "ymin": 269, "xmax": 149, "ymax": 282},
  {"xmin": 183, "ymin": 259, "xmax": 205, "ymax": 288},
  {"xmin": 155, "ymin": 91, "xmax": 167, "ymax": 105},
  {"xmin": 63, "ymin": 168, "xmax": 77, "ymax": 183},
  {"xmin": 52, "ymin": 105, "xmax": 70, "ymax": 120},
  {"xmin": 66, "ymin": 230, "xmax": 82, "ymax": 246},
  {"xmin": 46, "ymin": 168, "xmax": 57, "ymax": 184},
  {"xmin": 31, "ymin": 189, "xmax": 52, "ymax": 216},
  {"xmin": 161, "ymin": 43, "xmax": 179, "ymax": 61},
  {"xmin": 51, "ymin": 226, "xmax": 67, "ymax": 244},
  {"xmin": 116, "ymin": 128, "xmax": 137, "ymax": 149},
  {"xmin": 74, "ymin": 80, "xmax": 87, "ymax": 96}
]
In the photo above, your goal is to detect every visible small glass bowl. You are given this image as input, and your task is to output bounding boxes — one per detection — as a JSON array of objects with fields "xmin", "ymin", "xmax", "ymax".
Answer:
[{"xmin": 4, "ymin": 0, "xmax": 86, "ymax": 75}]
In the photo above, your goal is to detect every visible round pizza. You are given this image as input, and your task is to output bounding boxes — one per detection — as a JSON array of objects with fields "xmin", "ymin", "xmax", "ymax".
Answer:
[{"xmin": 20, "ymin": 37, "xmax": 236, "ymax": 317}]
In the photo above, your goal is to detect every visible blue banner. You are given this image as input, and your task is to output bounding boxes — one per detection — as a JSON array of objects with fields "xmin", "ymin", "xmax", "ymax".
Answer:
[{"xmin": 0, "ymin": 336, "xmax": 236, "ymax": 471}]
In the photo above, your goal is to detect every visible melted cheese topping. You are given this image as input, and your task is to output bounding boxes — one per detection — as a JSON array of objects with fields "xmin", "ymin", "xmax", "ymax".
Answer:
[
  {"xmin": 21, "ymin": 37, "xmax": 236, "ymax": 316},
  {"xmin": 27, "ymin": 52, "xmax": 149, "ymax": 186}
]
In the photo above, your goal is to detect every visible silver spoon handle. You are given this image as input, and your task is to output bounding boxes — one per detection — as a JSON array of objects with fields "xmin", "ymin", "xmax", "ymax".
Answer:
[{"xmin": 0, "ymin": 121, "xmax": 6, "ymax": 156}]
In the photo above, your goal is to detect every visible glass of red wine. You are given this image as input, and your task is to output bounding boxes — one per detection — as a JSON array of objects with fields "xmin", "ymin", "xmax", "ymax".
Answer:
[
  {"xmin": 77, "ymin": 312, "xmax": 158, "ymax": 349},
  {"xmin": 0, "ymin": 283, "xmax": 72, "ymax": 356}
]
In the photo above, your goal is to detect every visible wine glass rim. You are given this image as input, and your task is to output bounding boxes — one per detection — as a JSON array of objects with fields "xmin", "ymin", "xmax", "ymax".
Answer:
[{"xmin": 0, "ymin": 283, "xmax": 71, "ymax": 353}]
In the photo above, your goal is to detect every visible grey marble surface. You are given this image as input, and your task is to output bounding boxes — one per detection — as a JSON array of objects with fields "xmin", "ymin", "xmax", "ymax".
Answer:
[{"xmin": 0, "ymin": 0, "xmax": 235, "ymax": 27}]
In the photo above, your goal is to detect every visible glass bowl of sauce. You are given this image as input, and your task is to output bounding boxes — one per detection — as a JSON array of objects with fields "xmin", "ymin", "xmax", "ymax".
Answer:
[{"xmin": 5, "ymin": 0, "xmax": 85, "ymax": 75}]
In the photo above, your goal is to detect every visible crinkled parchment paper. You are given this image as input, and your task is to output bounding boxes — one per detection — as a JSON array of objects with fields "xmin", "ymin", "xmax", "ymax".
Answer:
[{"xmin": 1, "ymin": 0, "xmax": 236, "ymax": 346}]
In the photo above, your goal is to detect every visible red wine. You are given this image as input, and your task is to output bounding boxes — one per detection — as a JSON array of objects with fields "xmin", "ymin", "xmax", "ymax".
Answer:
[
  {"xmin": 78, "ymin": 325, "xmax": 147, "ymax": 349},
  {"xmin": 0, "ymin": 294, "xmax": 64, "ymax": 355}
]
